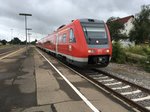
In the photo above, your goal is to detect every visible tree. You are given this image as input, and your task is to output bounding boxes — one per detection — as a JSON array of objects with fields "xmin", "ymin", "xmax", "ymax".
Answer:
[
  {"xmin": 10, "ymin": 37, "xmax": 21, "ymax": 44},
  {"xmin": 30, "ymin": 39, "xmax": 37, "ymax": 45},
  {"xmin": 1, "ymin": 39, "xmax": 7, "ymax": 45},
  {"xmin": 129, "ymin": 5, "xmax": 150, "ymax": 44},
  {"xmin": 21, "ymin": 40, "xmax": 26, "ymax": 45},
  {"xmin": 107, "ymin": 17, "xmax": 126, "ymax": 41}
]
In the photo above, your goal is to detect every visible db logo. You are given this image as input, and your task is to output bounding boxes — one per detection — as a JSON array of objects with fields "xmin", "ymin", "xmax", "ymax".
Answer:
[{"xmin": 98, "ymin": 49, "xmax": 102, "ymax": 53}]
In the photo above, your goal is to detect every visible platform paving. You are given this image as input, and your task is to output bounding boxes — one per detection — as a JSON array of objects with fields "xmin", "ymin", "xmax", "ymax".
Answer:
[{"xmin": 34, "ymin": 49, "xmax": 92, "ymax": 112}]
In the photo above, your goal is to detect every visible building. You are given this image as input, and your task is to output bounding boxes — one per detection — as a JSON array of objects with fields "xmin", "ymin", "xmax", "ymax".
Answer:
[
  {"xmin": 114, "ymin": 15, "xmax": 134, "ymax": 36},
  {"xmin": 113, "ymin": 15, "xmax": 135, "ymax": 47}
]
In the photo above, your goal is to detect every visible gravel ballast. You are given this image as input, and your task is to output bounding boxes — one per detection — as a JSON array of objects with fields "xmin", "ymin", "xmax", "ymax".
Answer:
[{"xmin": 99, "ymin": 63, "xmax": 150, "ymax": 90}]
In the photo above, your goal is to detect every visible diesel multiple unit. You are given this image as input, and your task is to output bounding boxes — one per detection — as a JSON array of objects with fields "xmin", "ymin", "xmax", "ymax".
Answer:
[{"xmin": 37, "ymin": 19, "xmax": 112, "ymax": 67}]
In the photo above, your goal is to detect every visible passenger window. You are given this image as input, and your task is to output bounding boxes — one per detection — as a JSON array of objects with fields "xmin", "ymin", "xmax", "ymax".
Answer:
[
  {"xmin": 62, "ymin": 34, "xmax": 66, "ymax": 43},
  {"xmin": 69, "ymin": 29, "xmax": 76, "ymax": 43},
  {"xmin": 58, "ymin": 35, "xmax": 62, "ymax": 43}
]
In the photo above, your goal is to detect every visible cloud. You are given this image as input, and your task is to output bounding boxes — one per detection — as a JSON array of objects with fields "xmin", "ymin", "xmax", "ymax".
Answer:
[{"xmin": 0, "ymin": 0, "xmax": 149, "ymax": 41}]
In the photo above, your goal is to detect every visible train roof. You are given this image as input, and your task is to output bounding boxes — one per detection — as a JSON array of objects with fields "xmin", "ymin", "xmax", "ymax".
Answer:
[
  {"xmin": 56, "ymin": 18, "xmax": 104, "ymax": 31},
  {"xmin": 38, "ymin": 18, "xmax": 105, "ymax": 43},
  {"xmin": 79, "ymin": 18, "xmax": 104, "ymax": 23}
]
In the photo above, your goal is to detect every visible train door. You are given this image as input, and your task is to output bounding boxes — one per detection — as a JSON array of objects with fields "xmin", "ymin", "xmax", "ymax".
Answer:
[{"xmin": 68, "ymin": 28, "xmax": 76, "ymax": 62}]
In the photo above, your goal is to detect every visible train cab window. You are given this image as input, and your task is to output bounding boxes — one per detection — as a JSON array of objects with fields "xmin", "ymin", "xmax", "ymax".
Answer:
[
  {"xmin": 69, "ymin": 29, "xmax": 76, "ymax": 43},
  {"xmin": 81, "ymin": 23, "xmax": 108, "ymax": 45}
]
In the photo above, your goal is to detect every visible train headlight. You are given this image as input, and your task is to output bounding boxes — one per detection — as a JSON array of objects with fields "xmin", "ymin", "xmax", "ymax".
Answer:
[
  {"xmin": 106, "ymin": 49, "xmax": 110, "ymax": 53},
  {"xmin": 88, "ymin": 49, "xmax": 95, "ymax": 53}
]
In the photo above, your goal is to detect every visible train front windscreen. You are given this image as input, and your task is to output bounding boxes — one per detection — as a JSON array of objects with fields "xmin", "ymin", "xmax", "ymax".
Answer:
[{"xmin": 81, "ymin": 22, "xmax": 108, "ymax": 47}]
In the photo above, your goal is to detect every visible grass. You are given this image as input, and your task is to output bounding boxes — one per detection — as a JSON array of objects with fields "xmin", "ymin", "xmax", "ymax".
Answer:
[
  {"xmin": 112, "ymin": 42, "xmax": 150, "ymax": 72},
  {"xmin": 0, "ymin": 45, "xmax": 16, "ymax": 49},
  {"xmin": 125, "ymin": 45, "xmax": 150, "ymax": 72},
  {"xmin": 125, "ymin": 45, "xmax": 150, "ymax": 56}
]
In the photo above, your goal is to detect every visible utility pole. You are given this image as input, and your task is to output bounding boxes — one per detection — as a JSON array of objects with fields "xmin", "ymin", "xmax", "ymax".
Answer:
[
  {"xmin": 19, "ymin": 13, "xmax": 32, "ymax": 53},
  {"xmin": 26, "ymin": 28, "xmax": 32, "ymax": 46},
  {"xmin": 10, "ymin": 29, "xmax": 13, "ymax": 44},
  {"xmin": 28, "ymin": 33, "xmax": 32, "ymax": 46}
]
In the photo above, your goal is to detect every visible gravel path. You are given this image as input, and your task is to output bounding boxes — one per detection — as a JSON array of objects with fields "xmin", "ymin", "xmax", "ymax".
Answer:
[{"xmin": 99, "ymin": 63, "xmax": 150, "ymax": 90}]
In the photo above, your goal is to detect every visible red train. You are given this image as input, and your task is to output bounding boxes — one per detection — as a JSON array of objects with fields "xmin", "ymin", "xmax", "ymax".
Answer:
[{"xmin": 37, "ymin": 19, "xmax": 112, "ymax": 67}]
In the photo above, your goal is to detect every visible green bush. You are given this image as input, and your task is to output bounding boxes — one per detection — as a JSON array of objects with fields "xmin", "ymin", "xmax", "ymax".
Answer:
[
  {"xmin": 143, "ymin": 55, "xmax": 150, "ymax": 72},
  {"xmin": 125, "ymin": 45, "xmax": 150, "ymax": 72},
  {"xmin": 111, "ymin": 42, "xmax": 126, "ymax": 63},
  {"xmin": 125, "ymin": 53, "xmax": 145, "ymax": 64},
  {"xmin": 111, "ymin": 43, "xmax": 150, "ymax": 72},
  {"xmin": 126, "ymin": 45, "xmax": 150, "ymax": 56}
]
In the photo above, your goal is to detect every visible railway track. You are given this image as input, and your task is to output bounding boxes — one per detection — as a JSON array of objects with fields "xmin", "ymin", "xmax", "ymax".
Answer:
[
  {"xmin": 0, "ymin": 47, "xmax": 25, "ymax": 60},
  {"xmin": 0, "ymin": 50, "xmax": 15, "ymax": 57},
  {"xmin": 74, "ymin": 68, "xmax": 150, "ymax": 112},
  {"xmin": 0, "ymin": 45, "xmax": 23, "ymax": 58}
]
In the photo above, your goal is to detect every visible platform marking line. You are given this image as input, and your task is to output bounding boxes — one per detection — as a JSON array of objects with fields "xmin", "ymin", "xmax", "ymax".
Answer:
[
  {"xmin": 0, "ymin": 48, "xmax": 24, "ymax": 60},
  {"xmin": 132, "ymin": 95, "xmax": 150, "ymax": 102},
  {"xmin": 98, "ymin": 78, "xmax": 114, "ymax": 82},
  {"xmin": 105, "ymin": 82, "xmax": 122, "ymax": 86},
  {"xmin": 121, "ymin": 90, "xmax": 141, "ymax": 95},
  {"xmin": 36, "ymin": 49, "xmax": 100, "ymax": 112},
  {"xmin": 112, "ymin": 85, "xmax": 131, "ymax": 90}
]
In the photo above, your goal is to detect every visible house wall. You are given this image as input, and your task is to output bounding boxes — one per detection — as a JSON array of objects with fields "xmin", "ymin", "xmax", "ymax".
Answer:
[{"xmin": 120, "ymin": 17, "xmax": 134, "ymax": 36}]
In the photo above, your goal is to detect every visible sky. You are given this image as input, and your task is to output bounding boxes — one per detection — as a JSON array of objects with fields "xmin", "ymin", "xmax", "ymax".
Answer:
[{"xmin": 0, "ymin": 0, "xmax": 149, "ymax": 42}]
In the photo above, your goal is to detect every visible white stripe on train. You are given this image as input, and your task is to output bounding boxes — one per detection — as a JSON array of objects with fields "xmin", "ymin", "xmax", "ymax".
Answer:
[{"xmin": 38, "ymin": 46, "xmax": 88, "ymax": 62}]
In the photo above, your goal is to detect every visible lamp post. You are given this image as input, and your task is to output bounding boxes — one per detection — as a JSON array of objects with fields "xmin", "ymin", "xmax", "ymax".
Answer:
[{"xmin": 19, "ymin": 13, "xmax": 32, "ymax": 52}]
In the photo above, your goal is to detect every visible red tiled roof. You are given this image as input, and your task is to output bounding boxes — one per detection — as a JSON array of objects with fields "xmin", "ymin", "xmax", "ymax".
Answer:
[{"xmin": 113, "ymin": 15, "xmax": 134, "ymax": 24}]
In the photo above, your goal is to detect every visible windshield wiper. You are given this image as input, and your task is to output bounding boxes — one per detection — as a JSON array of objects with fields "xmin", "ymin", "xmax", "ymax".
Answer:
[
  {"xmin": 83, "ymin": 27, "xmax": 91, "ymax": 44},
  {"xmin": 88, "ymin": 37, "xmax": 91, "ymax": 42},
  {"xmin": 84, "ymin": 27, "xmax": 88, "ymax": 37}
]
